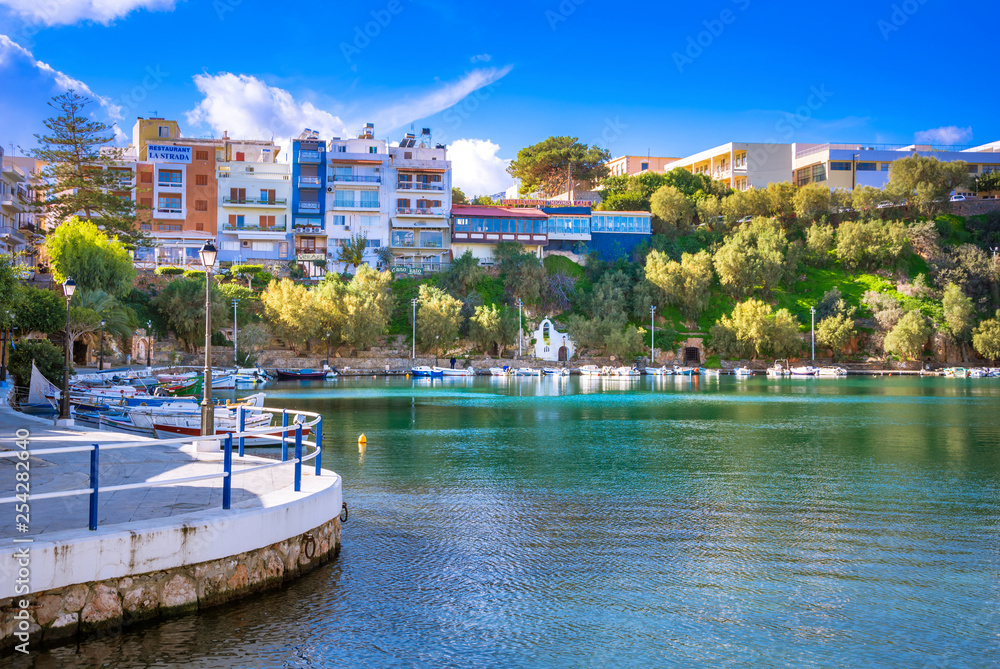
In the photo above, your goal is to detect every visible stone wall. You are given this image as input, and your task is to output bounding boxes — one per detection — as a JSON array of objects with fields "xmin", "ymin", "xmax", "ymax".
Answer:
[
  {"xmin": 950, "ymin": 199, "xmax": 1000, "ymax": 217},
  {"xmin": 0, "ymin": 517, "xmax": 340, "ymax": 654}
]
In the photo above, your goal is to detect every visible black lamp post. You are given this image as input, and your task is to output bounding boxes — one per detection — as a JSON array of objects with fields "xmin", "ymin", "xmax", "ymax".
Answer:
[
  {"xmin": 60, "ymin": 277, "xmax": 76, "ymax": 422},
  {"xmin": 0, "ymin": 310, "xmax": 10, "ymax": 384},
  {"xmin": 98, "ymin": 318, "xmax": 105, "ymax": 371},
  {"xmin": 199, "ymin": 241, "xmax": 218, "ymax": 436},
  {"xmin": 146, "ymin": 320, "xmax": 152, "ymax": 367}
]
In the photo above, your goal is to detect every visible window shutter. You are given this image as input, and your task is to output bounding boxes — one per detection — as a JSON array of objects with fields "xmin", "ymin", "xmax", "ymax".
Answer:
[{"xmin": 229, "ymin": 214, "xmax": 236, "ymax": 225}]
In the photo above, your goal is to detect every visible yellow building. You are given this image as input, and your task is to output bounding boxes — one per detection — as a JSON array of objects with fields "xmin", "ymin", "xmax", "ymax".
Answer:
[{"xmin": 606, "ymin": 155, "xmax": 679, "ymax": 178}]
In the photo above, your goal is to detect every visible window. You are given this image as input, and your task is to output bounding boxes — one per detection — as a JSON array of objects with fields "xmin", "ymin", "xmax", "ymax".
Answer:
[
  {"xmin": 259, "ymin": 215, "xmax": 276, "ymax": 228},
  {"xmin": 157, "ymin": 196, "xmax": 181, "ymax": 211},
  {"xmin": 359, "ymin": 215, "xmax": 380, "ymax": 227},
  {"xmin": 333, "ymin": 145, "xmax": 346, "ymax": 153},
  {"xmin": 158, "ymin": 126, "xmax": 170, "ymax": 138},
  {"xmin": 196, "ymin": 151, "xmax": 209, "ymax": 161},
  {"xmin": 330, "ymin": 215, "xmax": 347, "ymax": 227},
  {"xmin": 397, "ymin": 198, "xmax": 410, "ymax": 209},
  {"xmin": 196, "ymin": 223, "xmax": 204, "ymax": 231},
  {"xmin": 398, "ymin": 174, "xmax": 412, "ymax": 183},
  {"xmin": 140, "ymin": 197, "xmax": 152, "ymax": 208},
  {"xmin": 160, "ymin": 224, "xmax": 182, "ymax": 231},
  {"xmin": 830, "ymin": 162, "xmax": 852, "ymax": 171},
  {"xmin": 369, "ymin": 147, "xmax": 378, "ymax": 154},
  {"xmin": 140, "ymin": 171, "xmax": 153, "ymax": 183},
  {"xmin": 366, "ymin": 239, "xmax": 381, "ymax": 248},
  {"xmin": 221, "ymin": 241, "xmax": 240, "ymax": 251},
  {"xmin": 231, "ymin": 215, "xmax": 245, "ymax": 228},
  {"xmin": 392, "ymin": 230, "xmax": 414, "ymax": 247},
  {"xmin": 195, "ymin": 200, "xmax": 208, "ymax": 211},
  {"xmin": 856, "ymin": 162, "xmax": 877, "ymax": 171},
  {"xmin": 968, "ymin": 164, "xmax": 979, "ymax": 173},
  {"xmin": 420, "ymin": 230, "xmax": 443, "ymax": 248},
  {"xmin": 260, "ymin": 189, "xmax": 275, "ymax": 203},
  {"xmin": 334, "ymin": 191, "xmax": 355, "ymax": 207},
  {"xmin": 881, "ymin": 163, "xmax": 890, "ymax": 172},
  {"xmin": 360, "ymin": 191, "xmax": 379, "ymax": 208},
  {"xmin": 140, "ymin": 223, "xmax": 152, "ymax": 231},
  {"xmin": 812, "ymin": 163, "xmax": 826, "ymax": 183},
  {"xmin": 332, "ymin": 167, "xmax": 351, "ymax": 181},
  {"xmin": 404, "ymin": 152, "xmax": 412, "ymax": 159},
  {"xmin": 252, "ymin": 242, "xmax": 273, "ymax": 253},
  {"xmin": 279, "ymin": 242, "xmax": 289, "ymax": 257},
  {"xmin": 797, "ymin": 167, "xmax": 812, "ymax": 187},
  {"xmin": 235, "ymin": 152, "xmax": 245, "ymax": 161},
  {"xmin": 641, "ymin": 162, "xmax": 649, "ymax": 171},
  {"xmin": 196, "ymin": 174, "xmax": 208, "ymax": 186},
  {"xmin": 158, "ymin": 170, "xmax": 182, "ymax": 185}
]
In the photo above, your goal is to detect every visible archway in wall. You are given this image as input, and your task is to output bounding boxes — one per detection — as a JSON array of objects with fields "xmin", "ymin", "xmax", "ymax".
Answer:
[
  {"xmin": 558, "ymin": 346, "xmax": 567, "ymax": 362},
  {"xmin": 684, "ymin": 347, "xmax": 701, "ymax": 365}
]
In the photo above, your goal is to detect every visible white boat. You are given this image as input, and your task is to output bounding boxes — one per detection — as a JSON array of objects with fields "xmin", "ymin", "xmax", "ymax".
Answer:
[
  {"xmin": 542, "ymin": 367, "xmax": 569, "ymax": 376},
  {"xmin": 578, "ymin": 365, "xmax": 603, "ymax": 376},
  {"xmin": 700, "ymin": 368, "xmax": 721, "ymax": 377},
  {"xmin": 514, "ymin": 368, "xmax": 541, "ymax": 377},
  {"xmin": 24, "ymin": 362, "xmax": 60, "ymax": 412},
  {"xmin": 789, "ymin": 366, "xmax": 818, "ymax": 377},
  {"xmin": 611, "ymin": 366, "xmax": 641, "ymax": 377},
  {"xmin": 410, "ymin": 366, "xmax": 440, "ymax": 378},
  {"xmin": 488, "ymin": 366, "xmax": 512, "ymax": 376},
  {"xmin": 673, "ymin": 366, "xmax": 697, "ymax": 376},
  {"xmin": 766, "ymin": 361, "xmax": 789, "ymax": 377},
  {"xmin": 644, "ymin": 366, "xmax": 672, "ymax": 376},
  {"xmin": 817, "ymin": 367, "xmax": 847, "ymax": 377},
  {"xmin": 125, "ymin": 393, "xmax": 268, "ymax": 428},
  {"xmin": 434, "ymin": 366, "xmax": 475, "ymax": 377},
  {"xmin": 733, "ymin": 367, "xmax": 754, "ymax": 377}
]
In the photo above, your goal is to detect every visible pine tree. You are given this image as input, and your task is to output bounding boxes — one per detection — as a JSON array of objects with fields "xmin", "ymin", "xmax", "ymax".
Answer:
[{"xmin": 32, "ymin": 91, "xmax": 149, "ymax": 250}]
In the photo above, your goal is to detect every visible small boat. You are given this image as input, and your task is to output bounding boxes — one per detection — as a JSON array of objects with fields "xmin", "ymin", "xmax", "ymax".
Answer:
[
  {"xmin": 234, "ymin": 367, "xmax": 270, "ymax": 384},
  {"xmin": 21, "ymin": 363, "xmax": 60, "ymax": 413},
  {"xmin": 514, "ymin": 368, "xmax": 541, "ymax": 377},
  {"xmin": 435, "ymin": 366, "xmax": 475, "ymax": 377},
  {"xmin": 274, "ymin": 368, "xmax": 329, "ymax": 380},
  {"xmin": 162, "ymin": 376, "xmax": 203, "ymax": 396},
  {"xmin": 578, "ymin": 365, "xmax": 603, "ymax": 376},
  {"xmin": 766, "ymin": 360, "xmax": 789, "ymax": 377},
  {"xmin": 733, "ymin": 367, "xmax": 754, "ymax": 377},
  {"xmin": 542, "ymin": 367, "xmax": 569, "ymax": 376},
  {"xmin": 611, "ymin": 366, "xmax": 641, "ymax": 377},
  {"xmin": 817, "ymin": 367, "xmax": 847, "ymax": 377},
  {"xmin": 789, "ymin": 366, "xmax": 817, "ymax": 377},
  {"xmin": 673, "ymin": 366, "xmax": 697, "ymax": 376},
  {"xmin": 488, "ymin": 366, "xmax": 512, "ymax": 376},
  {"xmin": 410, "ymin": 366, "xmax": 435, "ymax": 377},
  {"xmin": 644, "ymin": 366, "xmax": 672, "ymax": 376},
  {"xmin": 700, "ymin": 368, "xmax": 721, "ymax": 377}
]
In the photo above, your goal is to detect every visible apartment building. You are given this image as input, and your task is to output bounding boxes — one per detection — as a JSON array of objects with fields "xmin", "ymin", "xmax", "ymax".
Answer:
[
  {"xmin": 388, "ymin": 129, "xmax": 452, "ymax": 271},
  {"xmin": 606, "ymin": 155, "xmax": 679, "ymax": 178},
  {"xmin": 666, "ymin": 142, "xmax": 792, "ymax": 191},
  {"xmin": 1, "ymin": 147, "xmax": 44, "ymax": 265},
  {"xmin": 326, "ymin": 124, "xmax": 386, "ymax": 275},
  {"xmin": 790, "ymin": 142, "xmax": 1000, "ymax": 192}
]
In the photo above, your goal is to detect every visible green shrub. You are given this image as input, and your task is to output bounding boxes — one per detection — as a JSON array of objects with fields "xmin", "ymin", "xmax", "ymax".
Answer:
[
  {"xmin": 154, "ymin": 267, "xmax": 185, "ymax": 276},
  {"xmin": 8, "ymin": 339, "xmax": 70, "ymax": 388}
]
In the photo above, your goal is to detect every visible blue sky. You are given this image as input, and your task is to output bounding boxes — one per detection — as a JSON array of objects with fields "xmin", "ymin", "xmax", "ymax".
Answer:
[{"xmin": 1, "ymin": 0, "xmax": 997, "ymax": 195}]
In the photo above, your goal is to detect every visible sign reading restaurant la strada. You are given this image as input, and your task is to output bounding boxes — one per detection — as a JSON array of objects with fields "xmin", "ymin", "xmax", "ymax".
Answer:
[{"xmin": 147, "ymin": 144, "xmax": 192, "ymax": 163}]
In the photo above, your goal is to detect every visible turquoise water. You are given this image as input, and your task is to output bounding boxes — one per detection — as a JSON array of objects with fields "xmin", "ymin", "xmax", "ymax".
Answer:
[{"xmin": 35, "ymin": 376, "xmax": 1000, "ymax": 668}]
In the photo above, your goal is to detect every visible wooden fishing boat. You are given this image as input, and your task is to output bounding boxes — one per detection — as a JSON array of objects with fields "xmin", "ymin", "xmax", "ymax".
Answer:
[{"xmin": 274, "ymin": 368, "xmax": 329, "ymax": 380}]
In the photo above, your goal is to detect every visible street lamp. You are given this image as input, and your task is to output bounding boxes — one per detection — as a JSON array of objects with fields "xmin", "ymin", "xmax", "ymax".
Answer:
[
  {"xmin": 199, "ymin": 241, "xmax": 217, "ymax": 437},
  {"xmin": 516, "ymin": 298, "xmax": 523, "ymax": 357},
  {"xmin": 59, "ymin": 277, "xmax": 76, "ymax": 424},
  {"xmin": 98, "ymin": 318, "xmax": 105, "ymax": 370},
  {"xmin": 650, "ymin": 305, "xmax": 656, "ymax": 363},
  {"xmin": 435, "ymin": 334, "xmax": 439, "ymax": 368},
  {"xmin": 146, "ymin": 320, "xmax": 152, "ymax": 368},
  {"xmin": 0, "ymin": 310, "xmax": 10, "ymax": 384},
  {"xmin": 326, "ymin": 331, "xmax": 331, "ymax": 361},
  {"xmin": 810, "ymin": 306, "xmax": 816, "ymax": 361},
  {"xmin": 411, "ymin": 298, "xmax": 418, "ymax": 360}
]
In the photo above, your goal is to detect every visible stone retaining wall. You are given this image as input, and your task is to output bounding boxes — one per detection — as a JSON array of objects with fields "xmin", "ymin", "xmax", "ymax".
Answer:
[{"xmin": 0, "ymin": 517, "xmax": 340, "ymax": 654}]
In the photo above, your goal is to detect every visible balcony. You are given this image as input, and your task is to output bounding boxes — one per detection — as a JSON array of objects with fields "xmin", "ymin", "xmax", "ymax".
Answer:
[
  {"xmin": 396, "ymin": 207, "xmax": 445, "ymax": 217},
  {"xmin": 221, "ymin": 223, "xmax": 287, "ymax": 234},
  {"xmin": 298, "ymin": 176, "xmax": 322, "ymax": 188},
  {"xmin": 0, "ymin": 197, "xmax": 24, "ymax": 213},
  {"xmin": 298, "ymin": 150, "xmax": 322, "ymax": 163},
  {"xmin": 222, "ymin": 196, "xmax": 287, "ymax": 207},
  {"xmin": 157, "ymin": 181, "xmax": 184, "ymax": 190},
  {"xmin": 0, "ymin": 226, "xmax": 27, "ymax": 246},
  {"xmin": 396, "ymin": 182, "xmax": 445, "ymax": 191},
  {"xmin": 330, "ymin": 174, "xmax": 380, "ymax": 183},
  {"xmin": 218, "ymin": 166, "xmax": 291, "ymax": 182},
  {"xmin": 330, "ymin": 201, "xmax": 380, "ymax": 211},
  {"xmin": 155, "ymin": 207, "xmax": 185, "ymax": 220},
  {"xmin": 297, "ymin": 201, "xmax": 321, "ymax": 212}
]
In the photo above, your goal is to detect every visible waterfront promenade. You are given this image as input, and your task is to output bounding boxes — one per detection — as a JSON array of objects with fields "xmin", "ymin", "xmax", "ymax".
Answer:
[{"xmin": 0, "ymin": 401, "xmax": 343, "ymax": 653}]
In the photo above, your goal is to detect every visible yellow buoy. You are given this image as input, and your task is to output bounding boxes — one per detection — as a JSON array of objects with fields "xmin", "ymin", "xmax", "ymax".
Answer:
[{"xmin": 358, "ymin": 434, "xmax": 367, "ymax": 445}]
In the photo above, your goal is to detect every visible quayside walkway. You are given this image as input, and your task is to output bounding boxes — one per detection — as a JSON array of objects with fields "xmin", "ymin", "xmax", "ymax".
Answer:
[{"xmin": 0, "ymin": 404, "xmax": 343, "ymax": 654}]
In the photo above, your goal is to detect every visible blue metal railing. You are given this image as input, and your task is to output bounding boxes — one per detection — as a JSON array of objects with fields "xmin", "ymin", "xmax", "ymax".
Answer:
[{"xmin": 0, "ymin": 406, "xmax": 326, "ymax": 531}]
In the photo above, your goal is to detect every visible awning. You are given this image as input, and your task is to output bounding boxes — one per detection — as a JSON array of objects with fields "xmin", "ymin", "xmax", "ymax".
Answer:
[
  {"xmin": 395, "ymin": 167, "xmax": 446, "ymax": 173},
  {"xmin": 392, "ymin": 218, "xmax": 450, "ymax": 229},
  {"xmin": 329, "ymin": 159, "xmax": 383, "ymax": 165}
]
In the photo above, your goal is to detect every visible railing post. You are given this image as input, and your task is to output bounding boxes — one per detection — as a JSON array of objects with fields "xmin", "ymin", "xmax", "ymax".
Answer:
[
  {"xmin": 223, "ymin": 433, "xmax": 233, "ymax": 510},
  {"xmin": 314, "ymin": 416, "xmax": 323, "ymax": 476},
  {"xmin": 294, "ymin": 424, "xmax": 303, "ymax": 492},
  {"xmin": 237, "ymin": 406, "xmax": 245, "ymax": 457},
  {"xmin": 281, "ymin": 410, "xmax": 289, "ymax": 461},
  {"xmin": 89, "ymin": 443, "xmax": 99, "ymax": 531}
]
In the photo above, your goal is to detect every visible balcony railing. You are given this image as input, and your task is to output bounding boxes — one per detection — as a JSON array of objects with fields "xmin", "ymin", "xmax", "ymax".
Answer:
[
  {"xmin": 157, "ymin": 181, "xmax": 183, "ymax": 189},
  {"xmin": 396, "ymin": 182, "xmax": 445, "ymax": 191},
  {"xmin": 221, "ymin": 223, "xmax": 286, "ymax": 233},
  {"xmin": 298, "ymin": 201, "xmax": 321, "ymax": 211},
  {"xmin": 218, "ymin": 168, "xmax": 291, "ymax": 181},
  {"xmin": 298, "ymin": 150, "xmax": 321, "ymax": 163},
  {"xmin": 331, "ymin": 174, "xmax": 380, "ymax": 183},
  {"xmin": 223, "ymin": 196, "xmax": 287, "ymax": 206},
  {"xmin": 295, "ymin": 249, "xmax": 327, "ymax": 257},
  {"xmin": 299, "ymin": 176, "xmax": 322, "ymax": 187},
  {"xmin": 331, "ymin": 201, "xmax": 380, "ymax": 209},
  {"xmin": 396, "ymin": 207, "xmax": 444, "ymax": 216}
]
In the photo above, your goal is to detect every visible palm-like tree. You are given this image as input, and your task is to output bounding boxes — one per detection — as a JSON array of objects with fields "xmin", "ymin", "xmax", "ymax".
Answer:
[
  {"xmin": 337, "ymin": 232, "xmax": 368, "ymax": 275},
  {"xmin": 67, "ymin": 289, "xmax": 131, "ymax": 352},
  {"xmin": 375, "ymin": 246, "xmax": 395, "ymax": 270}
]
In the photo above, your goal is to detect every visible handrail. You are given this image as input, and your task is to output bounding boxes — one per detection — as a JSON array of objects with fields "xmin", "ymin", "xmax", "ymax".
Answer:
[{"xmin": 0, "ymin": 406, "xmax": 326, "ymax": 531}]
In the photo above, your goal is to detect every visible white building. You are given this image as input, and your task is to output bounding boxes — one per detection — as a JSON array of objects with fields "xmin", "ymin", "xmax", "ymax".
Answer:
[
  {"xmin": 532, "ymin": 318, "xmax": 575, "ymax": 362},
  {"xmin": 1, "ymin": 148, "xmax": 41, "ymax": 264}
]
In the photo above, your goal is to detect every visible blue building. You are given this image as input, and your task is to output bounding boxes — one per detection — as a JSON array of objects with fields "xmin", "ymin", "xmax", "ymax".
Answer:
[
  {"xmin": 542, "ymin": 205, "xmax": 652, "ymax": 262},
  {"xmin": 290, "ymin": 131, "xmax": 328, "ymax": 278}
]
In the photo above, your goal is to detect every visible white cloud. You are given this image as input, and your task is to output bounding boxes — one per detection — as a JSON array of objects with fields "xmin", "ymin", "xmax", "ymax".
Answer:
[
  {"xmin": 0, "ymin": 0, "xmax": 176, "ymax": 25},
  {"xmin": 447, "ymin": 139, "xmax": 511, "ymax": 198},
  {"xmin": 0, "ymin": 34, "xmax": 122, "ymax": 119},
  {"xmin": 371, "ymin": 66, "xmax": 513, "ymax": 133},
  {"xmin": 185, "ymin": 72, "xmax": 350, "ymax": 145},
  {"xmin": 470, "ymin": 53, "xmax": 492, "ymax": 63},
  {"xmin": 915, "ymin": 125, "xmax": 973, "ymax": 145}
]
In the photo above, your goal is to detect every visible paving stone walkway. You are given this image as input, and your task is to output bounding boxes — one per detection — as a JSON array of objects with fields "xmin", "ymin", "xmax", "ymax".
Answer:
[{"xmin": 0, "ymin": 406, "xmax": 305, "ymax": 541}]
